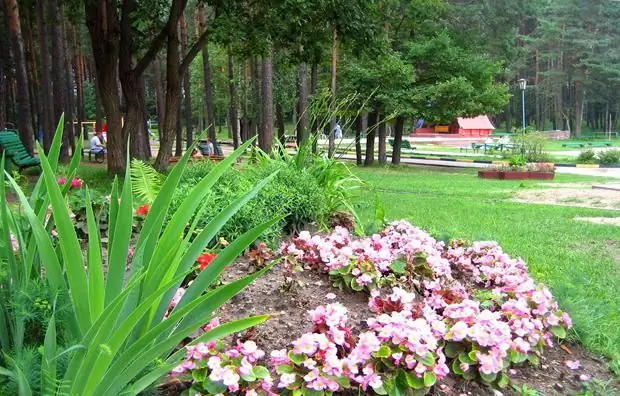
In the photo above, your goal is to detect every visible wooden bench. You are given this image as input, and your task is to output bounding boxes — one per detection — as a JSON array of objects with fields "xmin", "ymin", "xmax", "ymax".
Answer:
[
  {"xmin": 0, "ymin": 130, "xmax": 41, "ymax": 171},
  {"xmin": 388, "ymin": 138, "xmax": 416, "ymax": 151},
  {"xmin": 562, "ymin": 141, "xmax": 612, "ymax": 148},
  {"xmin": 562, "ymin": 142, "xmax": 587, "ymax": 148},
  {"xmin": 81, "ymin": 148, "xmax": 106, "ymax": 163},
  {"xmin": 587, "ymin": 141, "xmax": 612, "ymax": 147}
]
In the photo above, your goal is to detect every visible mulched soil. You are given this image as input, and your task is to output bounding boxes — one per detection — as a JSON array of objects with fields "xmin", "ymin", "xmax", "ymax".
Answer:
[{"xmin": 214, "ymin": 257, "xmax": 619, "ymax": 396}]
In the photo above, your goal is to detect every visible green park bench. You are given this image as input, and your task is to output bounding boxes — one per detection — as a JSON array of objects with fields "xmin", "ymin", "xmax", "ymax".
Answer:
[
  {"xmin": 388, "ymin": 138, "xmax": 416, "ymax": 151},
  {"xmin": 586, "ymin": 141, "xmax": 612, "ymax": 147},
  {"xmin": 0, "ymin": 129, "xmax": 40, "ymax": 171},
  {"xmin": 562, "ymin": 141, "xmax": 612, "ymax": 148}
]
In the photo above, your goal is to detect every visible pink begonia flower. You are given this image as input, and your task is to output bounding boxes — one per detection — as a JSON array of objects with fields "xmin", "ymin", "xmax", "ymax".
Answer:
[
  {"xmin": 565, "ymin": 360, "xmax": 581, "ymax": 370},
  {"xmin": 579, "ymin": 374, "xmax": 591, "ymax": 381},
  {"xmin": 325, "ymin": 293, "xmax": 336, "ymax": 300},
  {"xmin": 278, "ymin": 373, "xmax": 297, "ymax": 388}
]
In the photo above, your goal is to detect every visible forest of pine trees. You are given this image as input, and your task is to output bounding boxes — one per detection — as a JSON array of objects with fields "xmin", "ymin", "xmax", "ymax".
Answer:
[{"xmin": 1, "ymin": 0, "xmax": 620, "ymax": 173}]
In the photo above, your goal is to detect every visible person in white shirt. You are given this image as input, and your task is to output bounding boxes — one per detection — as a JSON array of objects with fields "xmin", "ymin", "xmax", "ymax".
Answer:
[
  {"xmin": 334, "ymin": 123, "xmax": 343, "ymax": 139},
  {"xmin": 90, "ymin": 131, "xmax": 106, "ymax": 154}
]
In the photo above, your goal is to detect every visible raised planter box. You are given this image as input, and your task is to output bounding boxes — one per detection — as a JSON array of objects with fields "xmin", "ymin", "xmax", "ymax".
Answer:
[{"xmin": 478, "ymin": 170, "xmax": 555, "ymax": 180}]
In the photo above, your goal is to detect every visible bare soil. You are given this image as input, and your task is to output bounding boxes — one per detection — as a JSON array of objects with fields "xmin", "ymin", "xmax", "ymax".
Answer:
[
  {"xmin": 513, "ymin": 184, "xmax": 620, "ymax": 211},
  {"xmin": 574, "ymin": 217, "xmax": 620, "ymax": 226},
  {"xmin": 214, "ymin": 258, "xmax": 619, "ymax": 395}
]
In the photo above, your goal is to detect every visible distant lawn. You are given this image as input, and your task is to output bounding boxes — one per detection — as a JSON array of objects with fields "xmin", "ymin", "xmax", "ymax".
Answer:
[{"xmin": 352, "ymin": 165, "xmax": 620, "ymax": 367}]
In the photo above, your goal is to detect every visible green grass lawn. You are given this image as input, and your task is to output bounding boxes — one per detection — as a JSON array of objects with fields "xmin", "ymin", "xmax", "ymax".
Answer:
[{"xmin": 352, "ymin": 165, "xmax": 620, "ymax": 367}]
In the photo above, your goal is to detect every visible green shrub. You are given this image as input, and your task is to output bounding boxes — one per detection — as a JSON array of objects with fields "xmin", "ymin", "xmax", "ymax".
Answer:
[
  {"xmin": 597, "ymin": 149, "xmax": 620, "ymax": 165},
  {"xmin": 173, "ymin": 160, "xmax": 328, "ymax": 247},
  {"xmin": 577, "ymin": 150, "xmax": 597, "ymax": 164}
]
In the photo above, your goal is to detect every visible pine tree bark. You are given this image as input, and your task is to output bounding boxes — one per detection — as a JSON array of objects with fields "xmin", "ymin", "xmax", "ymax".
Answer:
[
  {"xmin": 50, "ymin": 0, "xmax": 70, "ymax": 159},
  {"xmin": 180, "ymin": 15, "xmax": 193, "ymax": 149},
  {"xmin": 364, "ymin": 111, "xmax": 377, "ymax": 166},
  {"xmin": 574, "ymin": 79, "xmax": 584, "ymax": 137},
  {"xmin": 241, "ymin": 58, "xmax": 250, "ymax": 142},
  {"xmin": 85, "ymin": 0, "xmax": 125, "ymax": 174},
  {"xmin": 252, "ymin": 56, "xmax": 262, "ymax": 138},
  {"xmin": 276, "ymin": 102, "xmax": 285, "ymax": 143},
  {"xmin": 228, "ymin": 50, "xmax": 239, "ymax": 148},
  {"xmin": 260, "ymin": 49, "xmax": 274, "ymax": 153},
  {"xmin": 73, "ymin": 27, "xmax": 86, "ymax": 141},
  {"xmin": 328, "ymin": 24, "xmax": 338, "ymax": 158},
  {"xmin": 22, "ymin": 3, "xmax": 38, "ymax": 139},
  {"xmin": 62, "ymin": 18, "xmax": 76, "ymax": 153},
  {"xmin": 296, "ymin": 62, "xmax": 309, "ymax": 145},
  {"xmin": 196, "ymin": 3, "xmax": 216, "ymax": 145},
  {"xmin": 0, "ymin": 57, "xmax": 5, "ymax": 130},
  {"xmin": 153, "ymin": 59, "xmax": 165, "ymax": 131},
  {"xmin": 392, "ymin": 115, "xmax": 404, "ymax": 165},
  {"xmin": 377, "ymin": 114, "xmax": 387, "ymax": 164},
  {"xmin": 36, "ymin": 0, "xmax": 54, "ymax": 151},
  {"xmin": 355, "ymin": 115, "xmax": 363, "ymax": 165},
  {"xmin": 4, "ymin": 0, "xmax": 34, "ymax": 154}
]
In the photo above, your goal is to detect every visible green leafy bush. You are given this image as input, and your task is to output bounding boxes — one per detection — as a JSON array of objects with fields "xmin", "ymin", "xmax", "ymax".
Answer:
[
  {"xmin": 577, "ymin": 150, "xmax": 597, "ymax": 164},
  {"xmin": 596, "ymin": 149, "xmax": 620, "ymax": 165},
  {"xmin": 172, "ymin": 160, "xmax": 327, "ymax": 247},
  {"xmin": 0, "ymin": 120, "xmax": 275, "ymax": 395}
]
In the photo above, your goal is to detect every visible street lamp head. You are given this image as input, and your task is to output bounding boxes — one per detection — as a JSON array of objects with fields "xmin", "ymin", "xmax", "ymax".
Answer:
[{"xmin": 518, "ymin": 78, "xmax": 527, "ymax": 90}]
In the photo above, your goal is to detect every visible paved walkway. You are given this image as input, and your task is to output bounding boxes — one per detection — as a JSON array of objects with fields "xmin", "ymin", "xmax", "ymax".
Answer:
[{"xmin": 336, "ymin": 154, "xmax": 620, "ymax": 179}]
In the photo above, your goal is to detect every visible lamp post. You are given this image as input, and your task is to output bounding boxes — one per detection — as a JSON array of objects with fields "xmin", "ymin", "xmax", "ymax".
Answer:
[{"xmin": 518, "ymin": 78, "xmax": 527, "ymax": 132}]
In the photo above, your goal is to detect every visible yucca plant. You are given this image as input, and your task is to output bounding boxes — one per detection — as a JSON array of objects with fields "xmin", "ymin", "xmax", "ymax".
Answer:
[{"xmin": 0, "ymin": 116, "xmax": 278, "ymax": 395}]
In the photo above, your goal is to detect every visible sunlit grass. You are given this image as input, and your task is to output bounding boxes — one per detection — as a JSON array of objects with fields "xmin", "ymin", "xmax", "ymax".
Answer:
[{"xmin": 352, "ymin": 165, "xmax": 620, "ymax": 365}]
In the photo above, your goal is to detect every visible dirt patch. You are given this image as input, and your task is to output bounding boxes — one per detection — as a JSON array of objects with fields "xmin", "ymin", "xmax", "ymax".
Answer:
[
  {"xmin": 215, "ymin": 258, "xmax": 618, "ymax": 396},
  {"xmin": 514, "ymin": 188, "xmax": 620, "ymax": 210},
  {"xmin": 575, "ymin": 217, "xmax": 620, "ymax": 226}
]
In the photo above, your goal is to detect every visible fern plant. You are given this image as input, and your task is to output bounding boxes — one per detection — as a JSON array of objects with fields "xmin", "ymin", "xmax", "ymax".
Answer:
[{"xmin": 130, "ymin": 159, "xmax": 164, "ymax": 204}]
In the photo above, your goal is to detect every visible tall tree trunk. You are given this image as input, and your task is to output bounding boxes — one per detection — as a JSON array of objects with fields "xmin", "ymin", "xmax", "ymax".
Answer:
[
  {"xmin": 227, "ymin": 49, "xmax": 239, "ymax": 148},
  {"xmin": 392, "ymin": 115, "xmax": 404, "ymax": 165},
  {"xmin": 51, "ymin": 0, "xmax": 70, "ymax": 159},
  {"xmin": 364, "ymin": 111, "xmax": 377, "ymax": 166},
  {"xmin": 276, "ymin": 102, "xmax": 285, "ymax": 143},
  {"xmin": 377, "ymin": 114, "xmax": 386, "ymax": 164},
  {"xmin": 36, "ymin": 0, "xmax": 54, "ymax": 151},
  {"xmin": 328, "ymin": 24, "xmax": 337, "ymax": 158},
  {"xmin": 241, "ymin": 58, "xmax": 250, "ymax": 142},
  {"xmin": 153, "ymin": 59, "xmax": 165, "ymax": 131},
  {"xmin": 574, "ymin": 79, "xmax": 584, "ymax": 137},
  {"xmin": 4, "ymin": 0, "xmax": 34, "ymax": 154},
  {"xmin": 260, "ymin": 49, "xmax": 273, "ymax": 153},
  {"xmin": 355, "ymin": 115, "xmax": 363, "ymax": 165},
  {"xmin": 73, "ymin": 27, "xmax": 86, "ymax": 141},
  {"xmin": 22, "ymin": 3, "xmax": 38, "ymax": 139},
  {"xmin": 310, "ymin": 62, "xmax": 318, "ymax": 152},
  {"xmin": 296, "ymin": 62, "xmax": 309, "ymax": 145},
  {"xmin": 181, "ymin": 15, "xmax": 193, "ymax": 149},
  {"xmin": 85, "ymin": 0, "xmax": 125, "ymax": 174},
  {"xmin": 196, "ymin": 3, "xmax": 216, "ymax": 145},
  {"xmin": 0, "ymin": 57, "xmax": 5, "ymax": 130},
  {"xmin": 62, "ymin": 18, "xmax": 76, "ymax": 153},
  {"xmin": 252, "ymin": 55, "xmax": 262, "ymax": 138}
]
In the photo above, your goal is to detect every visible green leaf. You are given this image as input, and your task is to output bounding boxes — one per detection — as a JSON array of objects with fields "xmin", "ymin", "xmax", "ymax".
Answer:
[
  {"xmin": 253, "ymin": 366, "xmax": 269, "ymax": 379},
  {"xmin": 459, "ymin": 351, "xmax": 476, "ymax": 365},
  {"xmin": 444, "ymin": 342, "xmax": 465, "ymax": 358},
  {"xmin": 38, "ymin": 143, "xmax": 91, "ymax": 333},
  {"xmin": 452, "ymin": 359, "xmax": 465, "ymax": 375},
  {"xmin": 498, "ymin": 373, "xmax": 509, "ymax": 388},
  {"xmin": 350, "ymin": 277, "xmax": 363, "ymax": 291},
  {"xmin": 288, "ymin": 351, "xmax": 305, "ymax": 365},
  {"xmin": 390, "ymin": 260, "xmax": 406, "ymax": 274},
  {"xmin": 374, "ymin": 345, "xmax": 392, "ymax": 358},
  {"xmin": 423, "ymin": 371, "xmax": 437, "ymax": 387},
  {"xmin": 527, "ymin": 353, "xmax": 540, "ymax": 366},
  {"xmin": 549, "ymin": 325, "xmax": 567, "ymax": 339},
  {"xmin": 404, "ymin": 371, "xmax": 424, "ymax": 389},
  {"xmin": 417, "ymin": 352, "xmax": 435, "ymax": 366},
  {"xmin": 480, "ymin": 372, "xmax": 497, "ymax": 383},
  {"xmin": 509, "ymin": 350, "xmax": 528, "ymax": 364},
  {"xmin": 203, "ymin": 378, "xmax": 227, "ymax": 394},
  {"xmin": 276, "ymin": 364, "xmax": 294, "ymax": 374},
  {"xmin": 85, "ymin": 188, "xmax": 105, "ymax": 321},
  {"xmin": 130, "ymin": 159, "xmax": 164, "ymax": 204}
]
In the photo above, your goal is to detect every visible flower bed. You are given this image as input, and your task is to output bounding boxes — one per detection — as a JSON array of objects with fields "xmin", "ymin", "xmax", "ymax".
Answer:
[
  {"xmin": 478, "ymin": 163, "xmax": 555, "ymax": 180},
  {"xmin": 167, "ymin": 221, "xmax": 595, "ymax": 395}
]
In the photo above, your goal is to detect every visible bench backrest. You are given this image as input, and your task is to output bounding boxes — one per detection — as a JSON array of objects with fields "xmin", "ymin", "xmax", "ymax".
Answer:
[{"xmin": 0, "ymin": 131, "xmax": 34, "ymax": 163}]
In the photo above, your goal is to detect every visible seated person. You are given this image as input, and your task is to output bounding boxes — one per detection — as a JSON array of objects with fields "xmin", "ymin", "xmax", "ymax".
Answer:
[
  {"xmin": 484, "ymin": 136, "xmax": 495, "ymax": 145},
  {"xmin": 197, "ymin": 138, "xmax": 214, "ymax": 156},
  {"xmin": 90, "ymin": 131, "xmax": 106, "ymax": 154},
  {"xmin": 499, "ymin": 135, "xmax": 511, "ymax": 144}
]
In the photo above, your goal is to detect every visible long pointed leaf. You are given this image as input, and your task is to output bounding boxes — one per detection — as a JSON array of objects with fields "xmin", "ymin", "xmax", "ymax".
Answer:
[
  {"xmin": 85, "ymin": 188, "xmax": 105, "ymax": 320},
  {"xmin": 38, "ymin": 143, "xmax": 90, "ymax": 333}
]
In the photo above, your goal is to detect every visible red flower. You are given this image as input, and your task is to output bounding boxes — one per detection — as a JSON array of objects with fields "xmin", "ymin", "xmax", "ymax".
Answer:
[
  {"xmin": 197, "ymin": 252, "xmax": 217, "ymax": 270},
  {"xmin": 136, "ymin": 204, "xmax": 150, "ymax": 217}
]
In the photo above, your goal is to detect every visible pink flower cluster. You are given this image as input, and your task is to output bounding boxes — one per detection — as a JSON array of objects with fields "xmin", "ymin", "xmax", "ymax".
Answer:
[
  {"xmin": 173, "ymin": 326, "xmax": 276, "ymax": 395},
  {"xmin": 57, "ymin": 177, "xmax": 83, "ymax": 188},
  {"xmin": 280, "ymin": 221, "xmax": 450, "ymax": 290},
  {"xmin": 273, "ymin": 302, "xmax": 385, "ymax": 393}
]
